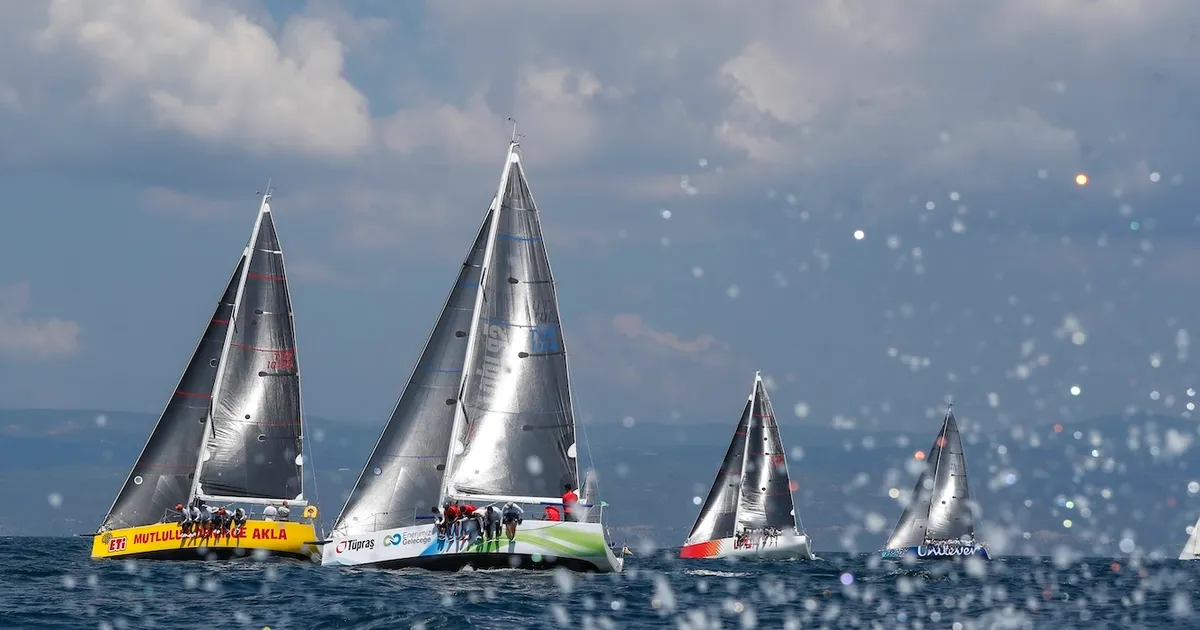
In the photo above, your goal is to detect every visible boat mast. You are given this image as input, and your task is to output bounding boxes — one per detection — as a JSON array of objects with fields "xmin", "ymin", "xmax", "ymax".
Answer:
[
  {"xmin": 185, "ymin": 185, "xmax": 270, "ymax": 506},
  {"xmin": 731, "ymin": 371, "xmax": 760, "ymax": 535},
  {"xmin": 438, "ymin": 121, "xmax": 519, "ymax": 503}
]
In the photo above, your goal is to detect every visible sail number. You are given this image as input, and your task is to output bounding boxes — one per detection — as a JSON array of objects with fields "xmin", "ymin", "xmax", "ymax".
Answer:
[{"xmin": 266, "ymin": 349, "xmax": 295, "ymax": 371}]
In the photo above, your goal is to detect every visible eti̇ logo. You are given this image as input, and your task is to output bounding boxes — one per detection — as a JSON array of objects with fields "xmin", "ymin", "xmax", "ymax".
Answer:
[
  {"xmin": 382, "ymin": 533, "xmax": 403, "ymax": 547},
  {"xmin": 107, "ymin": 536, "xmax": 128, "ymax": 553}
]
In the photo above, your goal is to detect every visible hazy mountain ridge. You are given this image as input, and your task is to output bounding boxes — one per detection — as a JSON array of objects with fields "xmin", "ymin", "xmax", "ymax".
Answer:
[{"xmin": 3, "ymin": 408, "xmax": 1200, "ymax": 558}]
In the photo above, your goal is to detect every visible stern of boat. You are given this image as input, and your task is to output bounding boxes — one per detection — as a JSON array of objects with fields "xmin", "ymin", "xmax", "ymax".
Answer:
[{"xmin": 92, "ymin": 519, "xmax": 319, "ymax": 561}]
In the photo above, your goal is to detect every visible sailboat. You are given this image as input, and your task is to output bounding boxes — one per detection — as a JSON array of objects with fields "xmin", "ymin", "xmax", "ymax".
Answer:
[
  {"xmin": 1180, "ymin": 523, "xmax": 1200, "ymax": 559},
  {"xmin": 321, "ymin": 128, "xmax": 622, "ymax": 573},
  {"xmin": 880, "ymin": 403, "xmax": 989, "ymax": 560},
  {"xmin": 680, "ymin": 371, "xmax": 815, "ymax": 560},
  {"xmin": 91, "ymin": 187, "xmax": 321, "ymax": 561}
]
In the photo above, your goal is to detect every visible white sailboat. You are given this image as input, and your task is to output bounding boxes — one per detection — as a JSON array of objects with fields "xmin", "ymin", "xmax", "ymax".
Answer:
[
  {"xmin": 1179, "ymin": 519, "xmax": 1200, "ymax": 559},
  {"xmin": 680, "ymin": 372, "xmax": 815, "ymax": 560},
  {"xmin": 880, "ymin": 403, "xmax": 990, "ymax": 561},
  {"xmin": 321, "ymin": 127, "xmax": 622, "ymax": 572}
]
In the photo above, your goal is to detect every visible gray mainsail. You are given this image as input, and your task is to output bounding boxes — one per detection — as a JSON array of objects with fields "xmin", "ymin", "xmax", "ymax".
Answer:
[
  {"xmin": 197, "ymin": 197, "xmax": 305, "ymax": 503},
  {"xmin": 883, "ymin": 406, "xmax": 975, "ymax": 549},
  {"xmin": 738, "ymin": 375, "xmax": 800, "ymax": 531},
  {"xmin": 684, "ymin": 395, "xmax": 752, "ymax": 545},
  {"xmin": 443, "ymin": 146, "xmax": 579, "ymax": 504},
  {"xmin": 330, "ymin": 209, "xmax": 494, "ymax": 537},
  {"xmin": 98, "ymin": 256, "xmax": 245, "ymax": 531}
]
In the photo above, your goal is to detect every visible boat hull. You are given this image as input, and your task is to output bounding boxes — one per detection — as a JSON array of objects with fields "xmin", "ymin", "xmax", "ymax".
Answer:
[
  {"xmin": 679, "ymin": 533, "xmax": 815, "ymax": 560},
  {"xmin": 91, "ymin": 520, "xmax": 319, "ymax": 561},
  {"xmin": 322, "ymin": 520, "xmax": 623, "ymax": 573},
  {"xmin": 880, "ymin": 542, "xmax": 991, "ymax": 561}
]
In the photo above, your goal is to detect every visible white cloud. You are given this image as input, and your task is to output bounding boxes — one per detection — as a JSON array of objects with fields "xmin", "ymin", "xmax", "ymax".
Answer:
[
  {"xmin": 34, "ymin": 0, "xmax": 372, "ymax": 157},
  {"xmin": 0, "ymin": 283, "xmax": 80, "ymax": 361},
  {"xmin": 383, "ymin": 65, "xmax": 614, "ymax": 165}
]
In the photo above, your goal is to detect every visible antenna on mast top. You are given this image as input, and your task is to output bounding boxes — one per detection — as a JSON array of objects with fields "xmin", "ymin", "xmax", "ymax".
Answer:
[
  {"xmin": 946, "ymin": 396, "xmax": 954, "ymax": 411},
  {"xmin": 257, "ymin": 178, "xmax": 274, "ymax": 198},
  {"xmin": 507, "ymin": 117, "xmax": 525, "ymax": 144}
]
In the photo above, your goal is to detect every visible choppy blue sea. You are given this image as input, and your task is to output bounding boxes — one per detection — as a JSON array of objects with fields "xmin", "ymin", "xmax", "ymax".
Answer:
[{"xmin": 3, "ymin": 537, "xmax": 1199, "ymax": 629}]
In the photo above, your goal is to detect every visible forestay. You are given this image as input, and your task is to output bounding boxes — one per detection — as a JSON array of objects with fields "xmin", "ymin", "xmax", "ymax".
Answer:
[
  {"xmin": 197, "ymin": 199, "xmax": 305, "ymax": 502},
  {"xmin": 884, "ymin": 407, "xmax": 975, "ymax": 549},
  {"xmin": 99, "ymin": 257, "xmax": 245, "ymax": 531},
  {"xmin": 443, "ymin": 148, "xmax": 579, "ymax": 504},
  {"xmin": 331, "ymin": 210, "xmax": 494, "ymax": 537}
]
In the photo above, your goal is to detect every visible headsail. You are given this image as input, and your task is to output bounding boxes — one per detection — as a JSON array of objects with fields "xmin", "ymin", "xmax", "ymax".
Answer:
[
  {"xmin": 884, "ymin": 406, "xmax": 975, "ymax": 549},
  {"xmin": 98, "ymin": 257, "xmax": 245, "ymax": 531},
  {"xmin": 737, "ymin": 374, "xmax": 800, "ymax": 532},
  {"xmin": 330, "ymin": 209, "xmax": 494, "ymax": 537},
  {"xmin": 443, "ymin": 146, "xmax": 579, "ymax": 504},
  {"xmin": 1181, "ymin": 516, "xmax": 1200, "ymax": 559},
  {"xmin": 196, "ymin": 196, "xmax": 305, "ymax": 503},
  {"xmin": 684, "ymin": 390, "xmax": 752, "ymax": 545}
]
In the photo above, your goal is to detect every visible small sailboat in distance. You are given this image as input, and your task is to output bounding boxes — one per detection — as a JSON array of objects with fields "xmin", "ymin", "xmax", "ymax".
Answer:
[
  {"xmin": 880, "ymin": 402, "xmax": 989, "ymax": 561},
  {"xmin": 680, "ymin": 371, "xmax": 815, "ymax": 560},
  {"xmin": 321, "ymin": 122, "xmax": 622, "ymax": 573},
  {"xmin": 91, "ymin": 186, "xmax": 321, "ymax": 561}
]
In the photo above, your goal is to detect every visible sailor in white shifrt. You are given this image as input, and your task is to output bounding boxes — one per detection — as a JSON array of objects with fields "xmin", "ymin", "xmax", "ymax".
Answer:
[{"xmin": 263, "ymin": 504, "xmax": 278, "ymax": 521}]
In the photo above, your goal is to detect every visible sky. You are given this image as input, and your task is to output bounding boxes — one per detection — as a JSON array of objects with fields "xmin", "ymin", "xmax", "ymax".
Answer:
[{"xmin": 0, "ymin": 0, "xmax": 1198, "ymax": 435}]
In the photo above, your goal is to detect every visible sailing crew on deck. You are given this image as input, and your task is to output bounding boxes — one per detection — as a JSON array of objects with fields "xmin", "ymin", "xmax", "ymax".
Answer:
[
  {"xmin": 278, "ymin": 501, "xmax": 290, "ymax": 521},
  {"xmin": 502, "ymin": 502, "xmax": 523, "ymax": 541},
  {"xmin": 263, "ymin": 503, "xmax": 278, "ymax": 521},
  {"xmin": 462, "ymin": 504, "xmax": 484, "ymax": 541},
  {"xmin": 177, "ymin": 503, "xmax": 192, "ymax": 535},
  {"xmin": 543, "ymin": 505, "xmax": 561, "ymax": 521},
  {"xmin": 483, "ymin": 505, "xmax": 501, "ymax": 540},
  {"xmin": 561, "ymin": 484, "xmax": 579, "ymax": 522},
  {"xmin": 200, "ymin": 504, "xmax": 215, "ymax": 536},
  {"xmin": 444, "ymin": 501, "xmax": 461, "ymax": 540},
  {"xmin": 232, "ymin": 507, "xmax": 247, "ymax": 534},
  {"xmin": 432, "ymin": 506, "xmax": 448, "ymax": 539},
  {"xmin": 187, "ymin": 503, "xmax": 203, "ymax": 538}
]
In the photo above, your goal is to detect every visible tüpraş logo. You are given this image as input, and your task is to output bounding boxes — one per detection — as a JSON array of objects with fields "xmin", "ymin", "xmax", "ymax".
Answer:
[{"xmin": 334, "ymin": 538, "xmax": 375, "ymax": 554}]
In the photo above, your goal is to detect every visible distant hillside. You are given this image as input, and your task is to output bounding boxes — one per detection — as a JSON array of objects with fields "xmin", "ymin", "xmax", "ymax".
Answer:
[{"xmin": 2, "ymin": 408, "xmax": 1199, "ymax": 558}]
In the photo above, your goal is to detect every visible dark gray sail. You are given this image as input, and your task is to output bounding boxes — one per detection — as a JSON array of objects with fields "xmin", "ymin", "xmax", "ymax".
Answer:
[
  {"xmin": 684, "ymin": 398, "xmax": 751, "ymax": 545},
  {"xmin": 331, "ymin": 209, "xmax": 493, "ymax": 537},
  {"xmin": 200, "ymin": 207, "xmax": 304, "ymax": 500},
  {"xmin": 98, "ymin": 257, "xmax": 245, "ymax": 531},
  {"xmin": 737, "ymin": 377, "xmax": 800, "ymax": 531},
  {"xmin": 883, "ymin": 407, "xmax": 975, "ymax": 548},
  {"xmin": 447, "ymin": 153, "xmax": 578, "ymax": 501}
]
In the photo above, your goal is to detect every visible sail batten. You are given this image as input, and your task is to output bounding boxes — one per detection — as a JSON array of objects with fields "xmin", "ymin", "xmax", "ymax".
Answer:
[
  {"xmin": 98, "ymin": 256, "xmax": 246, "ymax": 532},
  {"xmin": 330, "ymin": 209, "xmax": 494, "ymax": 537},
  {"xmin": 443, "ymin": 147, "xmax": 579, "ymax": 502}
]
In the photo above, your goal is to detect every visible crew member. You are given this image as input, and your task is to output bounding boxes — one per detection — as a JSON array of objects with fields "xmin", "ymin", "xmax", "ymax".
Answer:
[
  {"xmin": 502, "ymin": 502, "xmax": 523, "ymax": 541},
  {"xmin": 561, "ymin": 484, "xmax": 579, "ymax": 522}
]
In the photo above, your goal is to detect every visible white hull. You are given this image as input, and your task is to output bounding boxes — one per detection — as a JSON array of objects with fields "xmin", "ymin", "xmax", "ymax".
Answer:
[
  {"xmin": 322, "ymin": 519, "xmax": 623, "ymax": 573},
  {"xmin": 680, "ymin": 532, "xmax": 815, "ymax": 560}
]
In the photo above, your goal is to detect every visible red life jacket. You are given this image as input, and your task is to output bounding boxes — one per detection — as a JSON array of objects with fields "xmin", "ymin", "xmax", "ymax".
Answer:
[{"xmin": 544, "ymin": 506, "xmax": 561, "ymax": 521}]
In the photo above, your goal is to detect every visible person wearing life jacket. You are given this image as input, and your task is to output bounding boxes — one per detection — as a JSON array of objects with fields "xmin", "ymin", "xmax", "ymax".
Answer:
[
  {"xmin": 502, "ymin": 502, "xmax": 523, "ymax": 541},
  {"xmin": 543, "ymin": 505, "xmax": 561, "ymax": 521},
  {"xmin": 561, "ymin": 484, "xmax": 579, "ymax": 522},
  {"xmin": 443, "ymin": 501, "xmax": 461, "ymax": 540},
  {"xmin": 459, "ymin": 503, "xmax": 478, "ymax": 541},
  {"xmin": 232, "ymin": 507, "xmax": 248, "ymax": 535}
]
